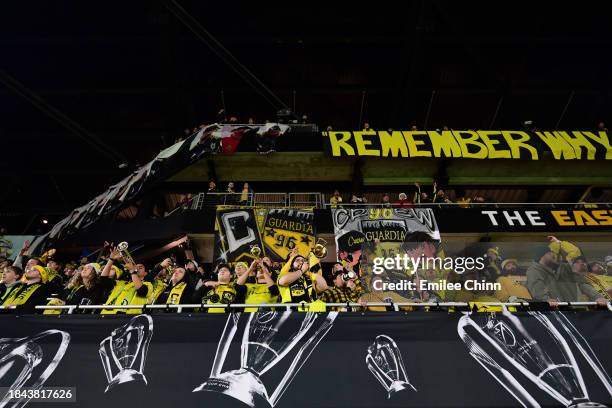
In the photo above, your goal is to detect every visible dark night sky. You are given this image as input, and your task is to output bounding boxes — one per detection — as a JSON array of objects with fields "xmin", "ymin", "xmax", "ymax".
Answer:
[{"xmin": 1, "ymin": 1, "xmax": 610, "ymax": 227}]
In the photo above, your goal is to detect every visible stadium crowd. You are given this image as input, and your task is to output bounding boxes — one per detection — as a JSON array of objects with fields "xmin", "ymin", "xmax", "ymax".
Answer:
[
  {"xmin": 1, "ymin": 234, "xmax": 610, "ymax": 314},
  {"xmin": 329, "ymin": 182, "xmax": 487, "ymax": 209}
]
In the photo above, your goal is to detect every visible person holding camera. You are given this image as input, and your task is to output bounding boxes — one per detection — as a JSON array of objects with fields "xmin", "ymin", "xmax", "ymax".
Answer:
[
  {"xmin": 191, "ymin": 263, "xmax": 243, "ymax": 313},
  {"xmin": 318, "ymin": 263, "xmax": 363, "ymax": 309}
]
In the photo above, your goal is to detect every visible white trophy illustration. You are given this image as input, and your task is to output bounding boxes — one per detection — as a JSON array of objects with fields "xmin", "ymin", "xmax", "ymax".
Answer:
[
  {"xmin": 458, "ymin": 310, "xmax": 611, "ymax": 408},
  {"xmin": 99, "ymin": 314, "xmax": 153, "ymax": 393},
  {"xmin": 366, "ymin": 334, "xmax": 417, "ymax": 399},
  {"xmin": 193, "ymin": 311, "xmax": 338, "ymax": 407},
  {"xmin": 0, "ymin": 330, "xmax": 71, "ymax": 408}
]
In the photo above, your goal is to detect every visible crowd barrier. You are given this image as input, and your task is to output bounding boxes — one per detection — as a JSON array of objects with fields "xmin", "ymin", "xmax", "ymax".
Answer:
[{"xmin": 0, "ymin": 301, "xmax": 609, "ymax": 313}]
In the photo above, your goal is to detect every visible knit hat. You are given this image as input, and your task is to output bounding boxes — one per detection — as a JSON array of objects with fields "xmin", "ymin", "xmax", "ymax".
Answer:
[
  {"xmin": 501, "ymin": 258, "xmax": 518, "ymax": 270},
  {"xmin": 32, "ymin": 265, "xmax": 48, "ymax": 283},
  {"xmin": 588, "ymin": 261, "xmax": 605, "ymax": 272},
  {"xmin": 533, "ymin": 245, "xmax": 554, "ymax": 262},
  {"xmin": 486, "ymin": 247, "xmax": 500, "ymax": 257}
]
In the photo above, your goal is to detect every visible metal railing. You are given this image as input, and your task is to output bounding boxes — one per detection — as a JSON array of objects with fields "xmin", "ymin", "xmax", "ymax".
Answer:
[
  {"xmin": 254, "ymin": 193, "xmax": 287, "ymax": 207},
  {"xmin": 321, "ymin": 202, "xmax": 612, "ymax": 209},
  {"xmin": 0, "ymin": 301, "xmax": 608, "ymax": 314},
  {"xmin": 167, "ymin": 192, "xmax": 255, "ymax": 215},
  {"xmin": 288, "ymin": 192, "xmax": 322, "ymax": 208},
  {"xmin": 166, "ymin": 194, "xmax": 612, "ymax": 213}
]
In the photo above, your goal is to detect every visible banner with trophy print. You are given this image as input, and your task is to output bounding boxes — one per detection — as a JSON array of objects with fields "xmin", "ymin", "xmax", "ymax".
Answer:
[
  {"xmin": 214, "ymin": 206, "xmax": 317, "ymax": 263},
  {"xmin": 0, "ymin": 312, "xmax": 609, "ymax": 408}
]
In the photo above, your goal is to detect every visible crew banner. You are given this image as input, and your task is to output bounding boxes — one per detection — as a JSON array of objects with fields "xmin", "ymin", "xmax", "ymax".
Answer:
[
  {"xmin": 214, "ymin": 206, "xmax": 316, "ymax": 263},
  {"xmin": 0, "ymin": 312, "xmax": 609, "ymax": 408},
  {"xmin": 331, "ymin": 207, "xmax": 439, "ymax": 265},
  {"xmin": 323, "ymin": 129, "xmax": 612, "ymax": 159}
]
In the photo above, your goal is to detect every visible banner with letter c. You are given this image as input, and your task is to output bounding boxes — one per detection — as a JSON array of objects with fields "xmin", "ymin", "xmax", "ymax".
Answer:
[{"xmin": 214, "ymin": 206, "xmax": 316, "ymax": 263}]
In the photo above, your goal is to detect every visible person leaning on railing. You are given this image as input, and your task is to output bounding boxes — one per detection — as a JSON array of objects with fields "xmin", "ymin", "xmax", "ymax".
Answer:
[
  {"xmin": 396, "ymin": 193, "xmax": 414, "ymax": 208},
  {"xmin": 329, "ymin": 190, "xmax": 343, "ymax": 209},
  {"xmin": 239, "ymin": 183, "xmax": 252, "ymax": 205},
  {"xmin": 412, "ymin": 182, "xmax": 429, "ymax": 205}
]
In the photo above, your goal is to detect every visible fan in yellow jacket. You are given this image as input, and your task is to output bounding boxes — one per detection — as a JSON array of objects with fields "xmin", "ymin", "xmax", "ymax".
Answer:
[
  {"xmin": 100, "ymin": 249, "xmax": 153, "ymax": 314},
  {"xmin": 495, "ymin": 259, "xmax": 532, "ymax": 302},
  {"xmin": 235, "ymin": 259, "xmax": 280, "ymax": 312},
  {"xmin": 3, "ymin": 265, "xmax": 49, "ymax": 313},
  {"xmin": 585, "ymin": 261, "xmax": 612, "ymax": 300},
  {"xmin": 192, "ymin": 264, "xmax": 240, "ymax": 313},
  {"xmin": 277, "ymin": 248, "xmax": 327, "ymax": 304}
]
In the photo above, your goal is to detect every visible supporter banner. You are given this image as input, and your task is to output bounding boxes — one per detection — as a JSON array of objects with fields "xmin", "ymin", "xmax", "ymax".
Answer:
[
  {"xmin": 331, "ymin": 207, "xmax": 439, "ymax": 269},
  {"xmin": 190, "ymin": 123, "xmax": 288, "ymax": 155},
  {"xmin": 317, "ymin": 207, "xmax": 612, "ymax": 234},
  {"xmin": 39, "ymin": 123, "xmax": 290, "ymax": 248},
  {"xmin": 255, "ymin": 123, "xmax": 291, "ymax": 153},
  {"xmin": 214, "ymin": 207, "xmax": 316, "ymax": 263},
  {"xmin": 435, "ymin": 207, "xmax": 612, "ymax": 232},
  {"xmin": 0, "ymin": 312, "xmax": 609, "ymax": 408},
  {"xmin": 323, "ymin": 129, "xmax": 612, "ymax": 160}
]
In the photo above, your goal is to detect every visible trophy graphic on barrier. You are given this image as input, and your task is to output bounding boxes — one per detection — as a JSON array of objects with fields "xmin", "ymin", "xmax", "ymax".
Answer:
[
  {"xmin": 99, "ymin": 315, "xmax": 153, "ymax": 393},
  {"xmin": 366, "ymin": 335, "xmax": 417, "ymax": 399},
  {"xmin": 0, "ymin": 330, "xmax": 70, "ymax": 408},
  {"xmin": 193, "ymin": 311, "xmax": 338, "ymax": 408},
  {"xmin": 458, "ymin": 310, "xmax": 612, "ymax": 408}
]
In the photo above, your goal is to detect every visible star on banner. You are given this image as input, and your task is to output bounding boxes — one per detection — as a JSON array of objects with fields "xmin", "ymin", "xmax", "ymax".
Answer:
[{"xmin": 300, "ymin": 235, "xmax": 312, "ymax": 245}]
